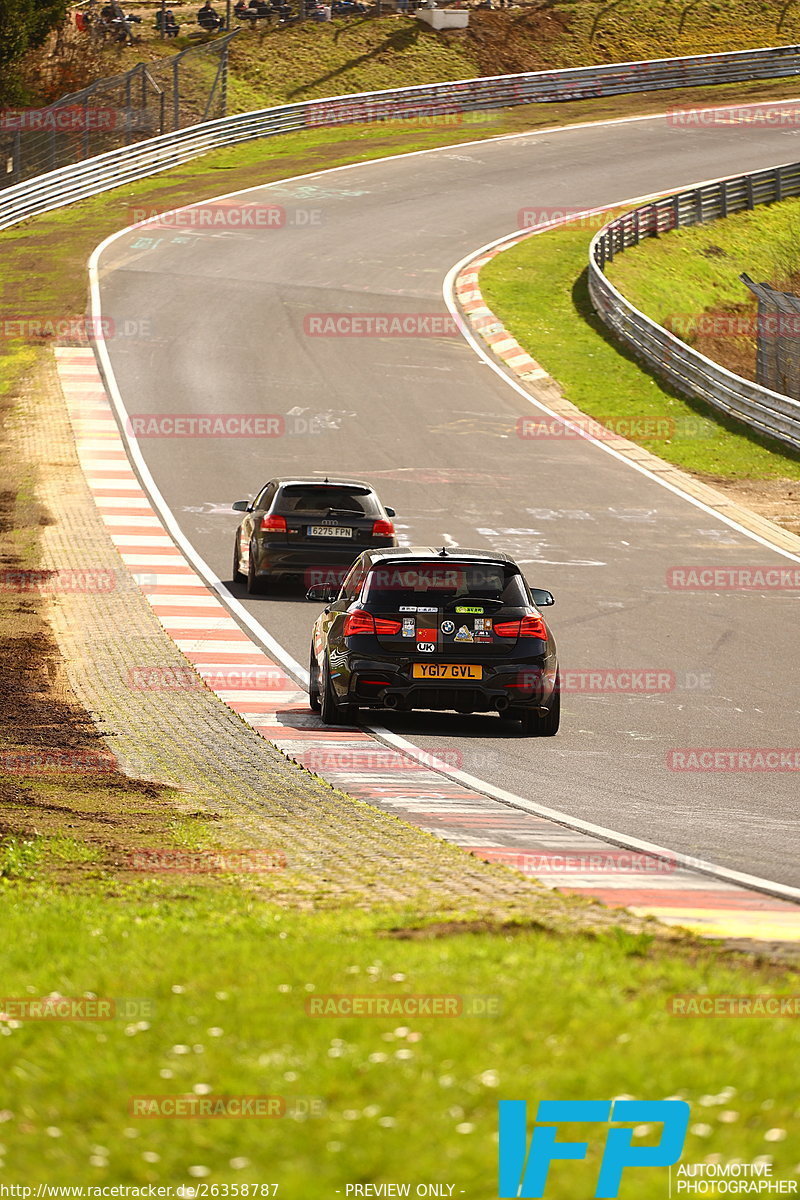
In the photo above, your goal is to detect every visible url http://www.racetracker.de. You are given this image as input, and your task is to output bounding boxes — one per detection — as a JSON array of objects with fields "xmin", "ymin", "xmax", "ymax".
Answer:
[{"xmin": 0, "ymin": 1188, "xmax": 280, "ymax": 1198}]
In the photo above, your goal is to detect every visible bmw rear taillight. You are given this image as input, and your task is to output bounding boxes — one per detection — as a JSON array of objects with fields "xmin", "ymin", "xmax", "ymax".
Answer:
[
  {"xmin": 494, "ymin": 614, "xmax": 548, "ymax": 639},
  {"xmin": 371, "ymin": 518, "xmax": 395, "ymax": 537},
  {"xmin": 259, "ymin": 514, "xmax": 287, "ymax": 533},
  {"xmin": 343, "ymin": 610, "xmax": 376, "ymax": 636},
  {"xmin": 374, "ymin": 617, "xmax": 402, "ymax": 635}
]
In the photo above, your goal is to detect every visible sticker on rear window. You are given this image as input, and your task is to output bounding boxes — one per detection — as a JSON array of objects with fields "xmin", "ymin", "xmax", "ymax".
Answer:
[
  {"xmin": 399, "ymin": 606, "xmax": 438, "ymax": 613},
  {"xmin": 401, "ymin": 618, "xmax": 415, "ymax": 637},
  {"xmin": 454, "ymin": 625, "xmax": 474, "ymax": 642},
  {"xmin": 455, "ymin": 605, "xmax": 484, "ymax": 614}
]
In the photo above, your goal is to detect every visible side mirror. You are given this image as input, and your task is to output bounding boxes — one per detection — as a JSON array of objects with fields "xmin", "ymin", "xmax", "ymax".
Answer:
[
  {"xmin": 231, "ymin": 499, "xmax": 250, "ymax": 512},
  {"xmin": 306, "ymin": 584, "xmax": 338, "ymax": 603},
  {"xmin": 384, "ymin": 506, "xmax": 396, "ymax": 518},
  {"xmin": 530, "ymin": 587, "xmax": 555, "ymax": 607}
]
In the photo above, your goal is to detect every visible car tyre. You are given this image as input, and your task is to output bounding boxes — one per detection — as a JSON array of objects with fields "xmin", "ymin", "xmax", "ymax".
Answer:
[
  {"xmin": 518, "ymin": 679, "xmax": 560, "ymax": 737},
  {"xmin": 246, "ymin": 543, "xmax": 266, "ymax": 595},
  {"xmin": 309, "ymin": 651, "xmax": 321, "ymax": 713},
  {"xmin": 232, "ymin": 542, "xmax": 243, "ymax": 584},
  {"xmin": 320, "ymin": 657, "xmax": 355, "ymax": 726}
]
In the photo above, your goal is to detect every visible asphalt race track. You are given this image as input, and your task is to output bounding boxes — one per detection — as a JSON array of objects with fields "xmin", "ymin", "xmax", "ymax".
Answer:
[{"xmin": 94, "ymin": 110, "xmax": 800, "ymax": 889}]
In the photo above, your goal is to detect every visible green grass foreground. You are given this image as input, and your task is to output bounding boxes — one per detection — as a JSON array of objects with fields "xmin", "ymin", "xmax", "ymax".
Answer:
[
  {"xmin": 479, "ymin": 218, "xmax": 800, "ymax": 480},
  {"xmin": 0, "ymin": 878, "xmax": 798, "ymax": 1192},
  {"xmin": 2, "ymin": 87, "xmax": 800, "ymax": 1198}
]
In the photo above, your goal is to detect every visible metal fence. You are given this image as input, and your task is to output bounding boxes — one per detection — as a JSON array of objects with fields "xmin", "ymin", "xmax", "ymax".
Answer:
[
  {"xmin": 588, "ymin": 163, "xmax": 800, "ymax": 452},
  {"xmin": 0, "ymin": 32, "xmax": 237, "ymax": 190},
  {"xmin": 3, "ymin": 42, "xmax": 800, "ymax": 214},
  {"xmin": 5, "ymin": 41, "xmax": 800, "ymax": 453},
  {"xmin": 740, "ymin": 272, "xmax": 800, "ymax": 401}
]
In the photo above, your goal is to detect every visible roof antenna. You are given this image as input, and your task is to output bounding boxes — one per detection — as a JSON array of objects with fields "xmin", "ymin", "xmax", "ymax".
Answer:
[
  {"xmin": 438, "ymin": 546, "xmax": 449, "ymax": 557},
  {"xmin": 324, "ymin": 476, "xmax": 329, "ymax": 483}
]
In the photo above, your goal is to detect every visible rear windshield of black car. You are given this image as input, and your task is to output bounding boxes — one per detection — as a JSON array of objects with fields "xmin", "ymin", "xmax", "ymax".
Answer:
[
  {"xmin": 275, "ymin": 486, "xmax": 381, "ymax": 517},
  {"xmin": 362, "ymin": 562, "xmax": 529, "ymax": 608}
]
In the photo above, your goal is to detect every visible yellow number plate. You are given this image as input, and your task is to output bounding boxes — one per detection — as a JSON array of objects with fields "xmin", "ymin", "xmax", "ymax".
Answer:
[{"xmin": 412, "ymin": 664, "xmax": 483, "ymax": 681}]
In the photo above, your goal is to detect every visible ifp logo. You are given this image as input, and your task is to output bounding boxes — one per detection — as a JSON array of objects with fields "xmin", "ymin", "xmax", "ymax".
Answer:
[{"xmin": 498, "ymin": 1099, "xmax": 690, "ymax": 1197}]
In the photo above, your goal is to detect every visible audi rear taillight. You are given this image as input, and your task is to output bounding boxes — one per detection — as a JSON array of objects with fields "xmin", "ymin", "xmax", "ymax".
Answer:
[
  {"xmin": 371, "ymin": 518, "xmax": 395, "ymax": 537},
  {"xmin": 259, "ymin": 514, "xmax": 287, "ymax": 533},
  {"xmin": 494, "ymin": 614, "xmax": 548, "ymax": 639},
  {"xmin": 343, "ymin": 610, "xmax": 375, "ymax": 636}
]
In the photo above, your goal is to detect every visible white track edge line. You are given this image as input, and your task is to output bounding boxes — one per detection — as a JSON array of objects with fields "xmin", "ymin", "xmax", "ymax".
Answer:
[{"xmin": 87, "ymin": 117, "xmax": 800, "ymax": 908}]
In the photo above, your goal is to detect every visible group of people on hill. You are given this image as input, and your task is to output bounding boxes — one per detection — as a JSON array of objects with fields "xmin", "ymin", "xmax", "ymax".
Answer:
[
  {"xmin": 75, "ymin": 0, "xmax": 372, "ymax": 39},
  {"xmin": 231, "ymin": 0, "xmax": 365, "ymax": 22},
  {"xmin": 74, "ymin": 1, "xmax": 143, "ymax": 42}
]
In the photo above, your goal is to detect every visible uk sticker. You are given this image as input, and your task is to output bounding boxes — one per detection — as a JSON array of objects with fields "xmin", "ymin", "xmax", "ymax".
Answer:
[{"xmin": 417, "ymin": 642, "xmax": 435, "ymax": 653}]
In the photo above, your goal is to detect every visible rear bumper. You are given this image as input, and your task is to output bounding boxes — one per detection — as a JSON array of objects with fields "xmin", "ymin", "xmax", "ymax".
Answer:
[
  {"xmin": 341, "ymin": 654, "xmax": 557, "ymax": 713},
  {"xmin": 254, "ymin": 542, "xmax": 392, "ymax": 579}
]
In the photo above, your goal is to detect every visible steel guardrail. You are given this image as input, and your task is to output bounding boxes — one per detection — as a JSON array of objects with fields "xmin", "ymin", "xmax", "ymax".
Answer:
[
  {"xmin": 4, "ymin": 42, "xmax": 800, "ymax": 231},
  {"xmin": 588, "ymin": 162, "xmax": 800, "ymax": 452}
]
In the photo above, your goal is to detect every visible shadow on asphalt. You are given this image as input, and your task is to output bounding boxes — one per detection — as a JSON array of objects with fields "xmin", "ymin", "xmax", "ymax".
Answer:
[
  {"xmin": 360, "ymin": 708, "xmax": 525, "ymax": 741},
  {"xmin": 226, "ymin": 577, "xmax": 325, "ymax": 606}
]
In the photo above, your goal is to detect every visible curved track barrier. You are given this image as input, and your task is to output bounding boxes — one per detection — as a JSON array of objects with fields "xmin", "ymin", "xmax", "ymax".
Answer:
[
  {"xmin": 4, "ymin": 43, "xmax": 800, "ymax": 232},
  {"xmin": 588, "ymin": 163, "xmax": 800, "ymax": 452}
]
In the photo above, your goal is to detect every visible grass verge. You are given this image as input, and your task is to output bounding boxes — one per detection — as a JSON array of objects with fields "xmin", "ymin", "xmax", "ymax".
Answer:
[
  {"xmin": 605, "ymin": 195, "xmax": 800, "ymax": 384},
  {"xmin": 0, "ymin": 880, "xmax": 799, "ymax": 1190},
  {"xmin": 479, "ymin": 215, "xmax": 800, "ymax": 483}
]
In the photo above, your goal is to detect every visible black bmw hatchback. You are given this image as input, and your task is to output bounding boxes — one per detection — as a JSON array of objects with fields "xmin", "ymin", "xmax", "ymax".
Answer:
[
  {"xmin": 308, "ymin": 547, "xmax": 560, "ymax": 736},
  {"xmin": 232, "ymin": 478, "xmax": 397, "ymax": 594}
]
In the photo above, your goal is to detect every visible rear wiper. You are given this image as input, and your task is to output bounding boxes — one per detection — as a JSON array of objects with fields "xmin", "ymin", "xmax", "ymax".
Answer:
[{"xmin": 325, "ymin": 507, "xmax": 363, "ymax": 516}]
